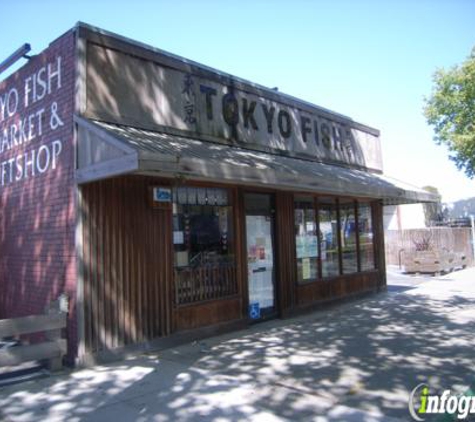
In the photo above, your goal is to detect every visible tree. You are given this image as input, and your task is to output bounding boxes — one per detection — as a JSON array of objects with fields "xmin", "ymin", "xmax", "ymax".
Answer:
[{"xmin": 424, "ymin": 47, "xmax": 475, "ymax": 178}]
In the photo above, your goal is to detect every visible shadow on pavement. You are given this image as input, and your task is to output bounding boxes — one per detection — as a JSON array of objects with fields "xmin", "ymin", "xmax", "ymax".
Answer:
[{"xmin": 1, "ymin": 277, "xmax": 475, "ymax": 421}]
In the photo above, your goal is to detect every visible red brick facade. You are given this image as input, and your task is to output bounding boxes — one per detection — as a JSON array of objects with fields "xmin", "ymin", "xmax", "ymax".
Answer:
[{"xmin": 0, "ymin": 30, "xmax": 77, "ymax": 361}]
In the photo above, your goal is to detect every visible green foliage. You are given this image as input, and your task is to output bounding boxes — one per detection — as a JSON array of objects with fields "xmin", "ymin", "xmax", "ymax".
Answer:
[{"xmin": 424, "ymin": 47, "xmax": 475, "ymax": 178}]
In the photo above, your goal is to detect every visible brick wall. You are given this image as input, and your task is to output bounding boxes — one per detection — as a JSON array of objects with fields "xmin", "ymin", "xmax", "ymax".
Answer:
[{"xmin": 0, "ymin": 29, "xmax": 77, "ymax": 362}]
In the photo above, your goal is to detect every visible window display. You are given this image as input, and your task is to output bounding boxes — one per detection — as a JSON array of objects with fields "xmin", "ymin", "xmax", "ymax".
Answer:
[
  {"xmin": 319, "ymin": 199, "xmax": 340, "ymax": 277},
  {"xmin": 294, "ymin": 196, "xmax": 376, "ymax": 281},
  {"xmin": 294, "ymin": 196, "xmax": 318, "ymax": 283},
  {"xmin": 340, "ymin": 201, "xmax": 358, "ymax": 274},
  {"xmin": 245, "ymin": 193, "xmax": 276, "ymax": 317},
  {"xmin": 173, "ymin": 187, "xmax": 236, "ymax": 305},
  {"xmin": 246, "ymin": 215, "xmax": 274, "ymax": 310},
  {"xmin": 359, "ymin": 203, "xmax": 375, "ymax": 271}
]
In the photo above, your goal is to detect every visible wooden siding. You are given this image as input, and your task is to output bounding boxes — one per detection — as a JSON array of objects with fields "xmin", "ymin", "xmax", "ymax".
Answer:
[
  {"xmin": 295, "ymin": 271, "xmax": 379, "ymax": 306},
  {"xmin": 81, "ymin": 176, "xmax": 173, "ymax": 354},
  {"xmin": 372, "ymin": 202, "xmax": 387, "ymax": 288},
  {"xmin": 80, "ymin": 177, "xmax": 387, "ymax": 356},
  {"xmin": 174, "ymin": 298, "xmax": 241, "ymax": 331},
  {"xmin": 275, "ymin": 192, "xmax": 296, "ymax": 316}
]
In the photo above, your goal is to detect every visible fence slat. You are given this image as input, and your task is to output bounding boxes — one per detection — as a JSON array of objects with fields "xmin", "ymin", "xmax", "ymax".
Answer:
[
  {"xmin": 0, "ymin": 340, "xmax": 66, "ymax": 367},
  {"xmin": 0, "ymin": 313, "xmax": 67, "ymax": 338}
]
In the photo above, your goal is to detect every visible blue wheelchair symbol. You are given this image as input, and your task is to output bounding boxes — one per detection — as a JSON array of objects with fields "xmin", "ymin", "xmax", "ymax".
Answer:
[{"xmin": 249, "ymin": 302, "xmax": 261, "ymax": 320}]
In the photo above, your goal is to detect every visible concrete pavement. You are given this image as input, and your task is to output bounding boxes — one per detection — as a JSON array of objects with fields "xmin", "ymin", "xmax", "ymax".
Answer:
[{"xmin": 1, "ymin": 267, "xmax": 475, "ymax": 421}]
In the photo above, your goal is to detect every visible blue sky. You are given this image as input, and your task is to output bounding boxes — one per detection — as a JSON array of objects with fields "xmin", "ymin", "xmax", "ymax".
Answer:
[{"xmin": 1, "ymin": 0, "xmax": 474, "ymax": 202}]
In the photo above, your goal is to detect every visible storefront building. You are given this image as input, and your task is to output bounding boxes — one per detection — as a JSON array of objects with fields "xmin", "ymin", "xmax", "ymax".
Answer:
[{"xmin": 0, "ymin": 23, "xmax": 436, "ymax": 364}]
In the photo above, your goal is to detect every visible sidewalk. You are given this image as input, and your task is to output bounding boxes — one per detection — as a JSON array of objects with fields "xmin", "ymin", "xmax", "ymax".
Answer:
[{"xmin": 1, "ymin": 268, "xmax": 475, "ymax": 421}]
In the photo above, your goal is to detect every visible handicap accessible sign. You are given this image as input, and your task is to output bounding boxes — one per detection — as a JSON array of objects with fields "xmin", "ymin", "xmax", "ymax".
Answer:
[{"xmin": 249, "ymin": 302, "xmax": 261, "ymax": 320}]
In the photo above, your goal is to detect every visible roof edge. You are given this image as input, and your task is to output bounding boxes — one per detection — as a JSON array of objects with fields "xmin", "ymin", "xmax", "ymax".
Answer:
[{"xmin": 74, "ymin": 21, "xmax": 380, "ymax": 136}]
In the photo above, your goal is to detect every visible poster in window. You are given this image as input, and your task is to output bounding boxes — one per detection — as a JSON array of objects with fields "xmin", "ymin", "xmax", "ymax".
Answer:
[
  {"xmin": 173, "ymin": 231, "xmax": 184, "ymax": 245},
  {"xmin": 246, "ymin": 215, "xmax": 274, "ymax": 309},
  {"xmin": 296, "ymin": 236, "xmax": 306, "ymax": 258},
  {"xmin": 302, "ymin": 258, "xmax": 311, "ymax": 280},
  {"xmin": 307, "ymin": 236, "xmax": 318, "ymax": 257}
]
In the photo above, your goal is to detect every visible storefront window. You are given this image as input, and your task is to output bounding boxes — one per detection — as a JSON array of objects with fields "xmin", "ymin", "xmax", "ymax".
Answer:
[
  {"xmin": 294, "ymin": 196, "xmax": 376, "ymax": 280},
  {"xmin": 294, "ymin": 196, "xmax": 318, "ymax": 283},
  {"xmin": 340, "ymin": 201, "xmax": 358, "ymax": 274},
  {"xmin": 319, "ymin": 199, "xmax": 340, "ymax": 277},
  {"xmin": 359, "ymin": 203, "xmax": 375, "ymax": 271},
  {"xmin": 173, "ymin": 187, "xmax": 237, "ymax": 305}
]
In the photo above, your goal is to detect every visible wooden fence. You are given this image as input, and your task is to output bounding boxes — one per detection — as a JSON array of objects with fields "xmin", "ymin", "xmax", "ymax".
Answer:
[
  {"xmin": 0, "ymin": 295, "xmax": 68, "ymax": 371},
  {"xmin": 385, "ymin": 227, "xmax": 474, "ymax": 267}
]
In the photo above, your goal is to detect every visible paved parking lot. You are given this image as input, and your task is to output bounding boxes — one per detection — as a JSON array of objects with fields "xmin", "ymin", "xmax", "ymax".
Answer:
[{"xmin": 1, "ymin": 267, "xmax": 475, "ymax": 421}]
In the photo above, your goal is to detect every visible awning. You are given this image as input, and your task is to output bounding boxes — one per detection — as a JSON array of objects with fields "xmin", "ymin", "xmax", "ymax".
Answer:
[{"xmin": 75, "ymin": 116, "xmax": 438, "ymax": 205}]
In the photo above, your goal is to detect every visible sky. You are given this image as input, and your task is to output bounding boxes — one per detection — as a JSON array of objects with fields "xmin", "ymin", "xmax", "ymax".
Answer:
[{"xmin": 1, "ymin": 0, "xmax": 474, "ymax": 203}]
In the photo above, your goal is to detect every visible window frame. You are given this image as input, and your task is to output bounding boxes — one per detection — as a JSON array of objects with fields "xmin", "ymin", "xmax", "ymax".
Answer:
[
  {"xmin": 171, "ymin": 184, "xmax": 239, "ymax": 306},
  {"xmin": 293, "ymin": 194, "xmax": 377, "ymax": 285},
  {"xmin": 294, "ymin": 195, "xmax": 320, "ymax": 284}
]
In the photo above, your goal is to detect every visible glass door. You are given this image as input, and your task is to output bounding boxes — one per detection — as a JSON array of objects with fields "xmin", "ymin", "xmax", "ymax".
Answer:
[{"xmin": 244, "ymin": 193, "xmax": 276, "ymax": 320}]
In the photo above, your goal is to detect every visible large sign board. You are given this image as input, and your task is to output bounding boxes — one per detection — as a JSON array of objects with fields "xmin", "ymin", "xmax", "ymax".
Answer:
[
  {"xmin": 0, "ymin": 56, "xmax": 64, "ymax": 189},
  {"xmin": 86, "ymin": 43, "xmax": 382, "ymax": 171}
]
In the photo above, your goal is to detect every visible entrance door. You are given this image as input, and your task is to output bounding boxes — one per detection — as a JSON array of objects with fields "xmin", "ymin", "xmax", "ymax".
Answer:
[{"xmin": 244, "ymin": 193, "xmax": 276, "ymax": 320}]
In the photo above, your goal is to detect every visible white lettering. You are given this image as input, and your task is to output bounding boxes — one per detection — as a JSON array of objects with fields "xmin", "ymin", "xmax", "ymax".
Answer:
[
  {"xmin": 28, "ymin": 113, "xmax": 36, "ymax": 141},
  {"xmin": 446, "ymin": 396, "xmax": 458, "ymax": 414},
  {"xmin": 426, "ymin": 396, "xmax": 439, "ymax": 413},
  {"xmin": 439, "ymin": 390, "xmax": 451, "ymax": 413},
  {"xmin": 0, "ymin": 93, "xmax": 6, "ymax": 122},
  {"xmin": 36, "ymin": 145, "xmax": 50, "ymax": 173},
  {"xmin": 0, "ymin": 140, "xmax": 63, "ymax": 188},
  {"xmin": 1, "ymin": 127, "xmax": 10, "ymax": 153},
  {"xmin": 24, "ymin": 76, "xmax": 33, "ymax": 108},
  {"xmin": 51, "ymin": 140, "xmax": 62, "ymax": 169},
  {"xmin": 48, "ymin": 56, "xmax": 62, "ymax": 94},
  {"xmin": 471, "ymin": 396, "xmax": 475, "ymax": 413},
  {"xmin": 24, "ymin": 57, "xmax": 62, "ymax": 107},
  {"xmin": 36, "ymin": 108, "xmax": 44, "ymax": 136},
  {"xmin": 9, "ymin": 89, "xmax": 19, "ymax": 117},
  {"xmin": 36, "ymin": 67, "xmax": 47, "ymax": 101},
  {"xmin": 6, "ymin": 158, "xmax": 14, "ymax": 184},
  {"xmin": 1, "ymin": 161, "xmax": 7, "ymax": 186},
  {"xmin": 459, "ymin": 396, "xmax": 473, "ymax": 419},
  {"xmin": 15, "ymin": 154, "xmax": 23, "ymax": 181},
  {"xmin": 10, "ymin": 123, "xmax": 19, "ymax": 147},
  {"xmin": 19, "ymin": 118, "xmax": 28, "ymax": 144},
  {"xmin": 24, "ymin": 149, "xmax": 35, "ymax": 178}
]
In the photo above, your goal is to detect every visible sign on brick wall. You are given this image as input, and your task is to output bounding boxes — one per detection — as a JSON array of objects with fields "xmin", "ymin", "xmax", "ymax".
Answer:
[{"xmin": 0, "ymin": 56, "xmax": 64, "ymax": 188}]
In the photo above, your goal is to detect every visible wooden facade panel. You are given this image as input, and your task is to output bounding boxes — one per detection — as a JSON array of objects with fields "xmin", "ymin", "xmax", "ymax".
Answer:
[
  {"xmin": 174, "ymin": 298, "xmax": 242, "ymax": 331},
  {"xmin": 275, "ymin": 192, "xmax": 297, "ymax": 315},
  {"xmin": 295, "ymin": 282, "xmax": 330, "ymax": 306},
  {"xmin": 373, "ymin": 202, "xmax": 387, "ymax": 288},
  {"xmin": 81, "ymin": 176, "xmax": 173, "ymax": 355},
  {"xmin": 81, "ymin": 176, "xmax": 386, "ymax": 356},
  {"xmin": 295, "ymin": 271, "xmax": 380, "ymax": 306}
]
